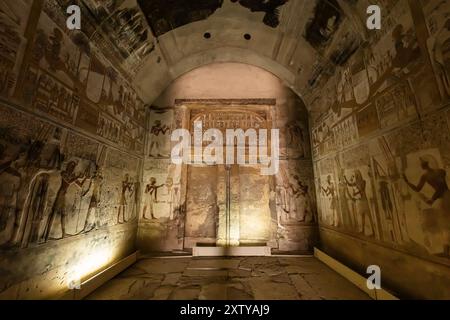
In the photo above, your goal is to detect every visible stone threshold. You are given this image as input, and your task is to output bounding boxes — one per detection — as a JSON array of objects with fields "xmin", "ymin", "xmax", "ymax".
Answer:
[{"xmin": 193, "ymin": 246, "xmax": 271, "ymax": 257}]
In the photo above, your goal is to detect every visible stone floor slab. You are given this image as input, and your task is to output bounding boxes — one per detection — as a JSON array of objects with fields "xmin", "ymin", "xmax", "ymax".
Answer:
[{"xmin": 88, "ymin": 257, "xmax": 370, "ymax": 300}]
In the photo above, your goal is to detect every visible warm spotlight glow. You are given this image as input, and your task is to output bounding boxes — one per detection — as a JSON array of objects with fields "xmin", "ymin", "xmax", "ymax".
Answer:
[{"xmin": 67, "ymin": 247, "xmax": 115, "ymax": 289}]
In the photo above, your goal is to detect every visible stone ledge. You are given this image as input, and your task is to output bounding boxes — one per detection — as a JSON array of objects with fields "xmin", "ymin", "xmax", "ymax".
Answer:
[
  {"xmin": 192, "ymin": 246, "xmax": 271, "ymax": 257},
  {"xmin": 314, "ymin": 248, "xmax": 398, "ymax": 300}
]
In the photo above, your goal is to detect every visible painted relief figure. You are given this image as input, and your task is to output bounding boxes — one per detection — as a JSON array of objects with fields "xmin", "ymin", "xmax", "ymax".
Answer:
[
  {"xmin": 372, "ymin": 158, "xmax": 404, "ymax": 243},
  {"xmin": 286, "ymin": 121, "xmax": 306, "ymax": 157},
  {"xmin": 337, "ymin": 169, "xmax": 354, "ymax": 230},
  {"xmin": 81, "ymin": 165, "xmax": 103, "ymax": 232},
  {"xmin": 289, "ymin": 175, "xmax": 313, "ymax": 222},
  {"xmin": 0, "ymin": 0, "xmax": 31, "ymax": 97},
  {"xmin": 42, "ymin": 161, "xmax": 88, "ymax": 241},
  {"xmin": 3, "ymin": 142, "xmax": 50, "ymax": 248},
  {"xmin": 344, "ymin": 170, "xmax": 375, "ymax": 237},
  {"xmin": 321, "ymin": 175, "xmax": 338, "ymax": 226},
  {"xmin": 427, "ymin": 7, "xmax": 450, "ymax": 99},
  {"xmin": 117, "ymin": 174, "xmax": 134, "ymax": 224},
  {"xmin": 21, "ymin": 172, "xmax": 51, "ymax": 247},
  {"xmin": 403, "ymin": 155, "xmax": 450, "ymax": 257},
  {"xmin": 165, "ymin": 177, "xmax": 180, "ymax": 221},
  {"xmin": 142, "ymin": 177, "xmax": 164, "ymax": 220},
  {"xmin": 0, "ymin": 148, "xmax": 30, "ymax": 240},
  {"xmin": 276, "ymin": 165, "xmax": 314, "ymax": 225},
  {"xmin": 148, "ymin": 120, "xmax": 170, "ymax": 157}
]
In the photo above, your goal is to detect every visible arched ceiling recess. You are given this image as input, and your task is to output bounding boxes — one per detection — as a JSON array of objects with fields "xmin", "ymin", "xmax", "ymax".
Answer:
[
  {"xmin": 132, "ymin": 0, "xmax": 368, "ymax": 108},
  {"xmin": 151, "ymin": 62, "xmax": 299, "ymax": 109},
  {"xmin": 79, "ymin": 0, "xmax": 368, "ymax": 109}
]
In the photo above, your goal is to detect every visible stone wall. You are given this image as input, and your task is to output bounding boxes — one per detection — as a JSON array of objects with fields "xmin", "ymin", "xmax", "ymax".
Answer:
[
  {"xmin": 0, "ymin": 0, "xmax": 149, "ymax": 299},
  {"xmin": 137, "ymin": 63, "xmax": 318, "ymax": 253},
  {"xmin": 307, "ymin": 0, "xmax": 450, "ymax": 299}
]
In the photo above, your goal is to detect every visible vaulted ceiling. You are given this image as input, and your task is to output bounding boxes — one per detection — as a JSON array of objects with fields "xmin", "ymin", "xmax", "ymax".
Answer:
[{"xmin": 77, "ymin": 0, "xmax": 371, "ymax": 108}]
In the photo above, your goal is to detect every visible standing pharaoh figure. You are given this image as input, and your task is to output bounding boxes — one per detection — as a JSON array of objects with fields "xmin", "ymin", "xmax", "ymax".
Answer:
[
  {"xmin": 5, "ymin": 141, "xmax": 46, "ymax": 246},
  {"xmin": 322, "ymin": 175, "xmax": 338, "ymax": 226},
  {"xmin": 337, "ymin": 169, "xmax": 352, "ymax": 230},
  {"xmin": 290, "ymin": 175, "xmax": 311, "ymax": 222},
  {"xmin": 345, "ymin": 170, "xmax": 375, "ymax": 237},
  {"xmin": 81, "ymin": 165, "xmax": 103, "ymax": 232},
  {"xmin": 42, "ymin": 161, "xmax": 87, "ymax": 241},
  {"xmin": 117, "ymin": 174, "xmax": 133, "ymax": 224}
]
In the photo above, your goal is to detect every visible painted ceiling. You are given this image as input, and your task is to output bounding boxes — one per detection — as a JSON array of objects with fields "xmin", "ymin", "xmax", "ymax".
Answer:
[{"xmin": 72, "ymin": 0, "xmax": 369, "ymax": 105}]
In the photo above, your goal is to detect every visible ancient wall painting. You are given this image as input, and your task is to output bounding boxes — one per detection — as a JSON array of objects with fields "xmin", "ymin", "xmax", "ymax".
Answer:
[
  {"xmin": 141, "ymin": 98, "xmax": 316, "ymax": 252},
  {"xmin": 185, "ymin": 165, "xmax": 219, "ymax": 246},
  {"xmin": 276, "ymin": 98, "xmax": 311, "ymax": 159},
  {"xmin": 311, "ymin": 109, "xmax": 358, "ymax": 159},
  {"xmin": 314, "ymin": 156, "xmax": 336, "ymax": 228},
  {"xmin": 331, "ymin": 114, "xmax": 358, "ymax": 151},
  {"xmin": 83, "ymin": 0, "xmax": 155, "ymax": 75},
  {"xmin": 80, "ymin": 0, "xmax": 126, "ymax": 22},
  {"xmin": 147, "ymin": 108, "xmax": 173, "ymax": 158},
  {"xmin": 308, "ymin": 0, "xmax": 444, "ymax": 161},
  {"xmin": 6, "ymin": 0, "xmax": 147, "ymax": 155},
  {"xmin": 373, "ymin": 81, "xmax": 418, "ymax": 129},
  {"xmin": 275, "ymin": 158, "xmax": 317, "ymax": 251},
  {"xmin": 0, "ymin": 0, "xmax": 146, "ymax": 298},
  {"xmin": 369, "ymin": 136, "xmax": 410, "ymax": 245},
  {"xmin": 314, "ymin": 109, "xmax": 450, "ymax": 260},
  {"xmin": 311, "ymin": 113, "xmax": 335, "ymax": 158},
  {"xmin": 0, "ymin": 1, "xmax": 32, "ymax": 99},
  {"xmin": 356, "ymin": 103, "xmax": 380, "ymax": 138},
  {"xmin": 423, "ymin": 0, "xmax": 450, "ymax": 102},
  {"xmin": 102, "ymin": 148, "xmax": 140, "ymax": 227},
  {"xmin": 138, "ymin": 158, "xmax": 184, "ymax": 251},
  {"xmin": 0, "ymin": 105, "xmax": 141, "ymax": 250},
  {"xmin": 364, "ymin": 0, "xmax": 440, "ymax": 112},
  {"xmin": 328, "ymin": 27, "xmax": 360, "ymax": 67},
  {"xmin": 342, "ymin": 144, "xmax": 378, "ymax": 238},
  {"xmin": 307, "ymin": 0, "xmax": 450, "ymax": 263},
  {"xmin": 276, "ymin": 160, "xmax": 316, "ymax": 227},
  {"xmin": 141, "ymin": 159, "xmax": 182, "ymax": 221},
  {"xmin": 0, "ymin": 107, "xmax": 61, "ymax": 247},
  {"xmin": 304, "ymin": 0, "xmax": 342, "ymax": 51}
]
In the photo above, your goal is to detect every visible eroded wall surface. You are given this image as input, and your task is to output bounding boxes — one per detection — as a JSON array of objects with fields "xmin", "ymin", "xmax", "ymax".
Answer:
[
  {"xmin": 137, "ymin": 63, "xmax": 318, "ymax": 253},
  {"xmin": 0, "ymin": 0, "xmax": 148, "ymax": 299},
  {"xmin": 306, "ymin": 0, "xmax": 450, "ymax": 299}
]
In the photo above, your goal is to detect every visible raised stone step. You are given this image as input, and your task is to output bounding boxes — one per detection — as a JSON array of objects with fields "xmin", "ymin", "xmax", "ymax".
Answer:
[{"xmin": 192, "ymin": 246, "xmax": 271, "ymax": 257}]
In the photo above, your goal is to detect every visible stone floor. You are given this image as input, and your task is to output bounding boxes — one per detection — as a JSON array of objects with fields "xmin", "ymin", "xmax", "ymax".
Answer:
[{"xmin": 86, "ymin": 256, "xmax": 370, "ymax": 300}]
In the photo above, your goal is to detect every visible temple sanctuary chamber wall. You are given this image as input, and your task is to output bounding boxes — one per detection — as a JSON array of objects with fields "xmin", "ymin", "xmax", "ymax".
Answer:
[
  {"xmin": 0, "ymin": 0, "xmax": 149, "ymax": 299},
  {"xmin": 1, "ymin": 0, "xmax": 449, "ymax": 301},
  {"xmin": 306, "ymin": 0, "xmax": 450, "ymax": 299},
  {"xmin": 137, "ymin": 63, "xmax": 318, "ymax": 253}
]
